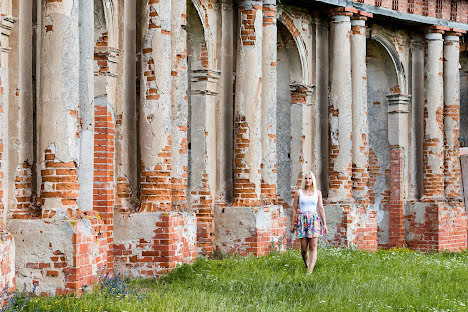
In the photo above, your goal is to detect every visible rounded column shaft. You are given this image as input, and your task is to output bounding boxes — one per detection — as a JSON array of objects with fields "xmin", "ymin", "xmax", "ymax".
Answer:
[
  {"xmin": 261, "ymin": 0, "xmax": 277, "ymax": 203},
  {"xmin": 170, "ymin": 0, "xmax": 189, "ymax": 209},
  {"xmin": 351, "ymin": 16, "xmax": 369, "ymax": 201},
  {"xmin": 139, "ymin": 2, "xmax": 173, "ymax": 212},
  {"xmin": 423, "ymin": 30, "xmax": 444, "ymax": 200},
  {"xmin": 39, "ymin": 0, "xmax": 81, "ymax": 211},
  {"xmin": 443, "ymin": 33, "xmax": 462, "ymax": 201},
  {"xmin": 233, "ymin": 0, "xmax": 263, "ymax": 206},
  {"xmin": 328, "ymin": 11, "xmax": 353, "ymax": 202}
]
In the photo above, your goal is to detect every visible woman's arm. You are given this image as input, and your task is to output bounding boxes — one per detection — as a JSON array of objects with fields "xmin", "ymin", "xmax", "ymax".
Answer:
[
  {"xmin": 317, "ymin": 190, "xmax": 328, "ymax": 234},
  {"xmin": 290, "ymin": 190, "xmax": 299, "ymax": 233}
]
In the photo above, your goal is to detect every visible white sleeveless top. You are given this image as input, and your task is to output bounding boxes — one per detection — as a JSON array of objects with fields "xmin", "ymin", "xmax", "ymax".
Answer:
[{"xmin": 298, "ymin": 189, "xmax": 318, "ymax": 214}]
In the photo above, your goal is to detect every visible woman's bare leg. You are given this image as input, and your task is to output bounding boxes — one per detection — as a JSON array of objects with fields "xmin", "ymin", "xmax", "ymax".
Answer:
[
  {"xmin": 307, "ymin": 237, "xmax": 318, "ymax": 273},
  {"xmin": 300, "ymin": 238, "xmax": 309, "ymax": 269}
]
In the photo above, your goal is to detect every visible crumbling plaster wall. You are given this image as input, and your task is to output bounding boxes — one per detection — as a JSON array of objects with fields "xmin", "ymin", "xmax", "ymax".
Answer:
[
  {"xmin": 460, "ymin": 53, "xmax": 468, "ymax": 146},
  {"xmin": 366, "ymin": 39, "xmax": 399, "ymax": 247}
]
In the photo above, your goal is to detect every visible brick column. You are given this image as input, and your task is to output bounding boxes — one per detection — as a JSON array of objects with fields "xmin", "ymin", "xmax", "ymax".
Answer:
[
  {"xmin": 351, "ymin": 13, "xmax": 371, "ymax": 201},
  {"xmin": 116, "ymin": 0, "xmax": 138, "ymax": 211},
  {"xmin": 443, "ymin": 31, "xmax": 463, "ymax": 201},
  {"xmin": 139, "ymin": 2, "xmax": 173, "ymax": 212},
  {"xmin": 12, "ymin": 0, "xmax": 34, "ymax": 218},
  {"xmin": 387, "ymin": 94, "xmax": 411, "ymax": 248},
  {"xmin": 422, "ymin": 28, "xmax": 445, "ymax": 201},
  {"xmin": 0, "ymin": 14, "xmax": 15, "ymax": 294},
  {"xmin": 39, "ymin": 0, "xmax": 81, "ymax": 215},
  {"xmin": 189, "ymin": 70, "xmax": 220, "ymax": 256},
  {"xmin": 13, "ymin": 0, "xmax": 98, "ymax": 295},
  {"xmin": 261, "ymin": 0, "xmax": 277, "ymax": 204},
  {"xmin": 233, "ymin": 0, "xmax": 263, "ymax": 206},
  {"xmin": 170, "ymin": 0, "xmax": 189, "ymax": 210},
  {"xmin": 328, "ymin": 8, "xmax": 354, "ymax": 202},
  {"xmin": 290, "ymin": 84, "xmax": 314, "ymax": 192}
]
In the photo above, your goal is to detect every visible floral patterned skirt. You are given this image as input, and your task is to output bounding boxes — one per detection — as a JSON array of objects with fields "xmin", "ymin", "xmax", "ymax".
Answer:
[{"xmin": 296, "ymin": 211, "xmax": 322, "ymax": 238}]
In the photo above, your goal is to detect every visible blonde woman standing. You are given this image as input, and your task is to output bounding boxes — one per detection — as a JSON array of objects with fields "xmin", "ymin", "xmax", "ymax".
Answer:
[{"xmin": 290, "ymin": 172, "xmax": 328, "ymax": 273}]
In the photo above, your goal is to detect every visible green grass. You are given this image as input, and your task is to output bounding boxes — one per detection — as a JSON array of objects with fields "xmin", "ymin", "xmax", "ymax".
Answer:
[{"xmin": 12, "ymin": 247, "xmax": 468, "ymax": 311}]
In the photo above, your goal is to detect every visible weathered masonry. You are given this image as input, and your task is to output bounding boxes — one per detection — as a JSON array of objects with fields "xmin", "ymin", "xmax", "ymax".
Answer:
[{"xmin": 0, "ymin": 0, "xmax": 467, "ymax": 295}]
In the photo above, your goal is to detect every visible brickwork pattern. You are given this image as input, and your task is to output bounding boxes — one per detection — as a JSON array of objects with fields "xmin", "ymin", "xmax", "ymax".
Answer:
[
  {"xmin": 423, "ymin": 30, "xmax": 445, "ymax": 200},
  {"xmin": 353, "ymin": 205, "xmax": 378, "ymax": 250},
  {"xmin": 407, "ymin": 201, "xmax": 467, "ymax": 252},
  {"xmin": 93, "ymin": 105, "xmax": 115, "ymax": 271},
  {"xmin": 350, "ymin": 0, "xmax": 465, "ymax": 22},
  {"xmin": 12, "ymin": 163, "xmax": 35, "ymax": 219},
  {"xmin": 40, "ymin": 150, "xmax": 79, "ymax": 217},
  {"xmin": 246, "ymin": 211, "xmax": 287, "ymax": 256},
  {"xmin": 389, "ymin": 148, "xmax": 405, "ymax": 247},
  {"xmin": 233, "ymin": 115, "xmax": 260, "ymax": 207},
  {"xmin": 190, "ymin": 174, "xmax": 214, "ymax": 256},
  {"xmin": 140, "ymin": 139, "xmax": 173, "ymax": 212},
  {"xmin": 114, "ymin": 214, "xmax": 196, "ymax": 277},
  {"xmin": 239, "ymin": 2, "xmax": 262, "ymax": 46}
]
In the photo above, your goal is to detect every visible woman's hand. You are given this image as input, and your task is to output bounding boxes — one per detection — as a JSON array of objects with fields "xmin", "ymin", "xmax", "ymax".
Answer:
[
  {"xmin": 290, "ymin": 224, "xmax": 296, "ymax": 233},
  {"xmin": 323, "ymin": 224, "xmax": 328, "ymax": 235}
]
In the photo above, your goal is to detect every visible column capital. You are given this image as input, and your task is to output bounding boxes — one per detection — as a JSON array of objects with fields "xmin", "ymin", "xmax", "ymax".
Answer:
[
  {"xmin": 330, "ymin": 7, "xmax": 356, "ymax": 21},
  {"xmin": 289, "ymin": 83, "xmax": 314, "ymax": 95},
  {"xmin": 446, "ymin": 28, "xmax": 466, "ymax": 37},
  {"xmin": 425, "ymin": 31, "xmax": 443, "ymax": 41},
  {"xmin": 238, "ymin": 0, "xmax": 263, "ymax": 9},
  {"xmin": 263, "ymin": 0, "xmax": 277, "ymax": 6},
  {"xmin": 387, "ymin": 94, "xmax": 411, "ymax": 114},
  {"xmin": 424, "ymin": 25, "xmax": 449, "ymax": 37},
  {"xmin": 352, "ymin": 10, "xmax": 373, "ymax": 21},
  {"xmin": 190, "ymin": 69, "xmax": 221, "ymax": 96},
  {"xmin": 444, "ymin": 30, "xmax": 465, "ymax": 43}
]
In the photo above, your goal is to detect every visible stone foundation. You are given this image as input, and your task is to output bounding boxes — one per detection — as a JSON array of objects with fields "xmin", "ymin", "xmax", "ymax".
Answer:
[
  {"xmin": 214, "ymin": 205, "xmax": 287, "ymax": 256},
  {"xmin": 114, "ymin": 212, "xmax": 196, "ymax": 277}
]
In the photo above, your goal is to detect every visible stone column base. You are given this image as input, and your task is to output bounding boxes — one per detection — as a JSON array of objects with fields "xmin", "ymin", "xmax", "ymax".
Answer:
[
  {"xmin": 324, "ymin": 202, "xmax": 378, "ymax": 251},
  {"xmin": 114, "ymin": 211, "xmax": 196, "ymax": 278},
  {"xmin": 214, "ymin": 205, "xmax": 287, "ymax": 256},
  {"xmin": 9, "ymin": 214, "xmax": 108, "ymax": 296},
  {"xmin": 406, "ymin": 200, "xmax": 467, "ymax": 252}
]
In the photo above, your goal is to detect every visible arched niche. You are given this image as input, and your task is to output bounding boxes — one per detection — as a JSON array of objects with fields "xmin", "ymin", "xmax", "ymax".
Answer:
[
  {"xmin": 370, "ymin": 32, "xmax": 408, "ymax": 95},
  {"xmin": 277, "ymin": 8, "xmax": 309, "ymax": 85},
  {"xmin": 366, "ymin": 38, "xmax": 400, "ymax": 247},
  {"xmin": 276, "ymin": 21, "xmax": 305, "ymax": 206}
]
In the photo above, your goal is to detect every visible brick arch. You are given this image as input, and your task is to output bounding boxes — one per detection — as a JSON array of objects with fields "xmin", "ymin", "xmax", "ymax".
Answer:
[
  {"xmin": 100, "ymin": 0, "xmax": 118, "ymax": 48},
  {"xmin": 190, "ymin": 0, "xmax": 215, "ymax": 69},
  {"xmin": 277, "ymin": 8, "xmax": 308, "ymax": 85},
  {"xmin": 370, "ymin": 32, "xmax": 408, "ymax": 95}
]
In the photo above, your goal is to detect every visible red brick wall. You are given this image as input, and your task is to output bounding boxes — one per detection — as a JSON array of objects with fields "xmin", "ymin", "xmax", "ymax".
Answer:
[
  {"xmin": 233, "ymin": 115, "xmax": 260, "ymax": 207},
  {"xmin": 114, "ymin": 213, "xmax": 196, "ymax": 277},
  {"xmin": 40, "ymin": 150, "xmax": 79, "ymax": 218},
  {"xmin": 191, "ymin": 174, "xmax": 214, "ymax": 255},
  {"xmin": 93, "ymin": 105, "xmax": 115, "ymax": 271},
  {"xmin": 407, "ymin": 201, "xmax": 467, "ymax": 252},
  {"xmin": 12, "ymin": 163, "xmax": 34, "ymax": 219},
  {"xmin": 351, "ymin": 0, "xmax": 466, "ymax": 22},
  {"xmin": 389, "ymin": 147, "xmax": 405, "ymax": 247}
]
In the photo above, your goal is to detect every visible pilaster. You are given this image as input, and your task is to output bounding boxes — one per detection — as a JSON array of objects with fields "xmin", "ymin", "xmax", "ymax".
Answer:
[
  {"xmin": 387, "ymin": 94, "xmax": 410, "ymax": 248},
  {"xmin": 328, "ymin": 7, "xmax": 355, "ymax": 203}
]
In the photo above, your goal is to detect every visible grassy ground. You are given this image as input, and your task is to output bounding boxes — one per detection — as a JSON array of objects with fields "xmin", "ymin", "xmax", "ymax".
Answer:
[{"xmin": 7, "ymin": 247, "xmax": 468, "ymax": 311}]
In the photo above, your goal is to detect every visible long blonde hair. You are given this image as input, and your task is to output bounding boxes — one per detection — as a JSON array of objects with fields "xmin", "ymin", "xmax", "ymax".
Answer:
[{"xmin": 303, "ymin": 171, "xmax": 317, "ymax": 194}]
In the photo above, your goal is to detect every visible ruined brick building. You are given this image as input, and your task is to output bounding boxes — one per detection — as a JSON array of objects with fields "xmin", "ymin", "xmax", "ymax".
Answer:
[{"xmin": 0, "ymin": 0, "xmax": 467, "ymax": 295}]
